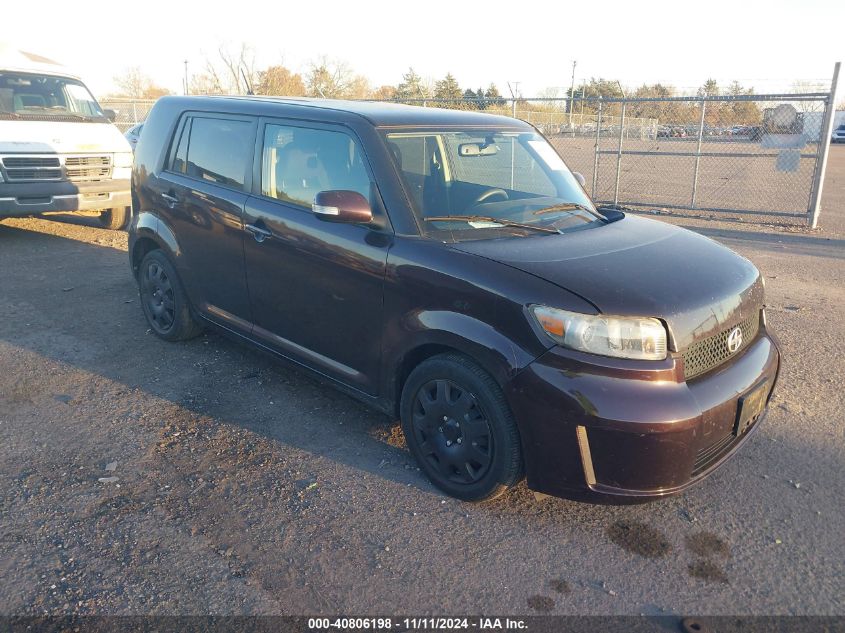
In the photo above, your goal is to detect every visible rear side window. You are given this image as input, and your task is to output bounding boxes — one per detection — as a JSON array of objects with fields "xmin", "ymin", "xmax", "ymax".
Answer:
[
  {"xmin": 170, "ymin": 119, "xmax": 190, "ymax": 174},
  {"xmin": 167, "ymin": 115, "xmax": 253, "ymax": 191},
  {"xmin": 261, "ymin": 123, "xmax": 371, "ymax": 208}
]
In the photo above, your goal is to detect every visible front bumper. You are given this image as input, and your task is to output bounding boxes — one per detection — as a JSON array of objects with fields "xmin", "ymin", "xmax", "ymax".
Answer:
[
  {"xmin": 0, "ymin": 179, "xmax": 130, "ymax": 217},
  {"xmin": 506, "ymin": 330, "xmax": 781, "ymax": 503}
]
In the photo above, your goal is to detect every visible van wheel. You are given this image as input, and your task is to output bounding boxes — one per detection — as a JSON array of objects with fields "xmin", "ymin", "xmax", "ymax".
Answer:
[
  {"xmin": 138, "ymin": 250, "xmax": 202, "ymax": 342},
  {"xmin": 400, "ymin": 353, "xmax": 523, "ymax": 501},
  {"xmin": 98, "ymin": 206, "xmax": 130, "ymax": 230}
]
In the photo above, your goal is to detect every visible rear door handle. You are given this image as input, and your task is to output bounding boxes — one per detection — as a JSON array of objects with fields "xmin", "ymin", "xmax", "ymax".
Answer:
[
  {"xmin": 245, "ymin": 223, "xmax": 273, "ymax": 243},
  {"xmin": 161, "ymin": 192, "xmax": 179, "ymax": 208}
]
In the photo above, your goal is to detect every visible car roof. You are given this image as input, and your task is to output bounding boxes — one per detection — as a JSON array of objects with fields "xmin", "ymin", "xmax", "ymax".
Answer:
[
  {"xmin": 0, "ymin": 44, "xmax": 81, "ymax": 80},
  {"xmin": 158, "ymin": 95, "xmax": 531, "ymax": 130}
]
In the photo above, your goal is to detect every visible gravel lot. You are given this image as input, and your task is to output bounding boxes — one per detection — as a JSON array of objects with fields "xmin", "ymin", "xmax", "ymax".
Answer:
[{"xmin": 1, "ymin": 148, "xmax": 843, "ymax": 616}]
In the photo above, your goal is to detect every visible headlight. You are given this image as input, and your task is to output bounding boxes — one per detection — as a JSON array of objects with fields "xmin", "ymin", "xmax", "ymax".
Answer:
[
  {"xmin": 113, "ymin": 152, "xmax": 133, "ymax": 168},
  {"xmin": 531, "ymin": 305, "xmax": 668, "ymax": 360}
]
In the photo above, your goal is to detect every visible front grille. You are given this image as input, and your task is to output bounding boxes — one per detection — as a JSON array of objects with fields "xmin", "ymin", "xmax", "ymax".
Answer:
[
  {"xmin": 4, "ymin": 168, "xmax": 63, "ymax": 180},
  {"xmin": 682, "ymin": 311, "xmax": 761, "ymax": 381},
  {"xmin": 65, "ymin": 156, "xmax": 110, "ymax": 168},
  {"xmin": 66, "ymin": 167, "xmax": 111, "ymax": 182},
  {"xmin": 2, "ymin": 156, "xmax": 60, "ymax": 168},
  {"xmin": 0, "ymin": 154, "xmax": 111, "ymax": 182}
]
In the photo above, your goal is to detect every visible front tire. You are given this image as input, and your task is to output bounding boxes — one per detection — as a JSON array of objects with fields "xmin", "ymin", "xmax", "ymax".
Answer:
[
  {"xmin": 138, "ymin": 250, "xmax": 202, "ymax": 342},
  {"xmin": 400, "ymin": 353, "xmax": 523, "ymax": 501},
  {"xmin": 98, "ymin": 206, "xmax": 130, "ymax": 230}
]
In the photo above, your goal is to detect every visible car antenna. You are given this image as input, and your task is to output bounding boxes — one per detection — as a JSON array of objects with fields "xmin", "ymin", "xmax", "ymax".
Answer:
[{"xmin": 240, "ymin": 67, "xmax": 254, "ymax": 95}]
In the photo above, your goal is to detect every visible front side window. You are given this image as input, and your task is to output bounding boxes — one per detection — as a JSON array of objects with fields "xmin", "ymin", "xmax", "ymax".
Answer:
[
  {"xmin": 183, "ymin": 117, "xmax": 253, "ymax": 191},
  {"xmin": 386, "ymin": 129, "xmax": 599, "ymax": 241},
  {"xmin": 0, "ymin": 72, "xmax": 105, "ymax": 121},
  {"xmin": 261, "ymin": 124, "xmax": 371, "ymax": 208}
]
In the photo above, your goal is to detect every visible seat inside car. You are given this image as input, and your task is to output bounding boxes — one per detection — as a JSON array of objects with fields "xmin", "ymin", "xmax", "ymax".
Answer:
[{"xmin": 275, "ymin": 132, "xmax": 329, "ymax": 203}]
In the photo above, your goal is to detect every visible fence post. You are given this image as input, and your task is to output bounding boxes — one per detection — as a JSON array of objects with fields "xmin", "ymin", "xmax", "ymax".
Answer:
[
  {"xmin": 613, "ymin": 100, "xmax": 627, "ymax": 205},
  {"xmin": 511, "ymin": 97, "xmax": 516, "ymax": 119},
  {"xmin": 132, "ymin": 101, "xmax": 138, "ymax": 124},
  {"xmin": 808, "ymin": 61, "xmax": 841, "ymax": 228},
  {"xmin": 690, "ymin": 96, "xmax": 707, "ymax": 208},
  {"xmin": 592, "ymin": 98, "xmax": 603, "ymax": 200}
]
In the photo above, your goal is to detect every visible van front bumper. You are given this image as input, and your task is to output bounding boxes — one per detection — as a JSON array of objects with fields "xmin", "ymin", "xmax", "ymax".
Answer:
[
  {"xmin": 506, "ymin": 331, "xmax": 781, "ymax": 503},
  {"xmin": 0, "ymin": 179, "xmax": 130, "ymax": 217}
]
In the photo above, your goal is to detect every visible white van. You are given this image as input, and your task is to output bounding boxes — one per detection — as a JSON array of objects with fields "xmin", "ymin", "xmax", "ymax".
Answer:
[{"xmin": 0, "ymin": 46, "xmax": 133, "ymax": 229}]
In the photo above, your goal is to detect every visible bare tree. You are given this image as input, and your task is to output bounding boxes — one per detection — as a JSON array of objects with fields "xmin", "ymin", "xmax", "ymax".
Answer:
[
  {"xmin": 306, "ymin": 57, "xmax": 355, "ymax": 98},
  {"xmin": 190, "ymin": 73, "xmax": 225, "ymax": 96},
  {"xmin": 113, "ymin": 67, "xmax": 170, "ymax": 99},
  {"xmin": 200, "ymin": 42, "xmax": 260, "ymax": 95}
]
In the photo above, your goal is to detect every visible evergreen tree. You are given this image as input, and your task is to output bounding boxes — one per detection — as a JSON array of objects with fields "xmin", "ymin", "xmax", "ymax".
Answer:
[
  {"xmin": 434, "ymin": 73, "xmax": 463, "ymax": 103},
  {"xmin": 395, "ymin": 68, "xmax": 429, "ymax": 101},
  {"xmin": 485, "ymin": 83, "xmax": 506, "ymax": 107}
]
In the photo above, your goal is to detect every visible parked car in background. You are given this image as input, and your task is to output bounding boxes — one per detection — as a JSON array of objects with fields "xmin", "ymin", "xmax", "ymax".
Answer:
[
  {"xmin": 0, "ymin": 45, "xmax": 132, "ymax": 229},
  {"xmin": 832, "ymin": 124, "xmax": 845, "ymax": 143},
  {"xmin": 129, "ymin": 95, "xmax": 780, "ymax": 504},
  {"xmin": 125, "ymin": 122, "xmax": 143, "ymax": 151}
]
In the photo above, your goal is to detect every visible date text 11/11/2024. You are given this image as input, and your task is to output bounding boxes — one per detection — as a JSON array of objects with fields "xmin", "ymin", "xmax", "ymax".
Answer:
[{"xmin": 307, "ymin": 617, "xmax": 528, "ymax": 630}]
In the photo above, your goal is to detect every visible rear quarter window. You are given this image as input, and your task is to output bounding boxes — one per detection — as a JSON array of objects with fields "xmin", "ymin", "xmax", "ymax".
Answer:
[{"xmin": 167, "ymin": 115, "xmax": 253, "ymax": 191}]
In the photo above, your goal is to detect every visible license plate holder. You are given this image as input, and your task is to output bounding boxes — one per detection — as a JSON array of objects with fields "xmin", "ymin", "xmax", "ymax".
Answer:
[{"xmin": 734, "ymin": 381, "xmax": 769, "ymax": 436}]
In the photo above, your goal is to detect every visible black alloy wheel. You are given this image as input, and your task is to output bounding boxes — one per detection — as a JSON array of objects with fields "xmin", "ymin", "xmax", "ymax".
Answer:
[
  {"xmin": 137, "ymin": 250, "xmax": 202, "ymax": 342},
  {"xmin": 412, "ymin": 379, "xmax": 494, "ymax": 484},
  {"xmin": 143, "ymin": 260, "xmax": 175, "ymax": 333},
  {"xmin": 401, "ymin": 353, "xmax": 523, "ymax": 501}
]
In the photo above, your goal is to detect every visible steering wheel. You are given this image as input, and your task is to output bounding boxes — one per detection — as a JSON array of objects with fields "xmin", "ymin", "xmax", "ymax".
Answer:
[{"xmin": 471, "ymin": 188, "xmax": 509, "ymax": 207}]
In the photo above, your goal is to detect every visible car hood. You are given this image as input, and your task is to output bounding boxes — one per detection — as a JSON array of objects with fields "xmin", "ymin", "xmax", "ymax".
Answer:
[
  {"xmin": 0, "ymin": 120, "xmax": 132, "ymax": 154},
  {"xmin": 450, "ymin": 215, "xmax": 764, "ymax": 351}
]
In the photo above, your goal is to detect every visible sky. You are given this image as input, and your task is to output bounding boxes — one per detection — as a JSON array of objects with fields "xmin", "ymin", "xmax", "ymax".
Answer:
[{"xmin": 4, "ymin": 0, "xmax": 844, "ymax": 100}]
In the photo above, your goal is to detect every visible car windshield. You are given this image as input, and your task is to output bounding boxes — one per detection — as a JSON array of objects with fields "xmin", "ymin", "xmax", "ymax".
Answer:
[
  {"xmin": 0, "ymin": 72, "xmax": 105, "ymax": 121},
  {"xmin": 385, "ymin": 129, "xmax": 602, "ymax": 241}
]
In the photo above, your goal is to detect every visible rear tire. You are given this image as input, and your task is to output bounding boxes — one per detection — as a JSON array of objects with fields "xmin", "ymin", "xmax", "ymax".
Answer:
[
  {"xmin": 98, "ymin": 206, "xmax": 130, "ymax": 230},
  {"xmin": 138, "ymin": 250, "xmax": 202, "ymax": 342},
  {"xmin": 400, "ymin": 353, "xmax": 523, "ymax": 501}
]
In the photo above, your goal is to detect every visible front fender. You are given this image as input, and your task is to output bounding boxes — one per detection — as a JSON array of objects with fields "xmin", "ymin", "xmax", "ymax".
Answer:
[{"xmin": 404, "ymin": 309, "xmax": 539, "ymax": 383}]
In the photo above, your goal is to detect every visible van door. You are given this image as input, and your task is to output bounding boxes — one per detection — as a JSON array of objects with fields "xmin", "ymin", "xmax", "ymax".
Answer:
[
  {"xmin": 242, "ymin": 119, "xmax": 391, "ymax": 394},
  {"xmin": 154, "ymin": 113, "xmax": 256, "ymax": 331}
]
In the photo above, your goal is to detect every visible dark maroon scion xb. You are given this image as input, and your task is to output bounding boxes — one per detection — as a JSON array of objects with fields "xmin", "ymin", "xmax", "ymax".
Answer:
[{"xmin": 129, "ymin": 96, "xmax": 780, "ymax": 503}]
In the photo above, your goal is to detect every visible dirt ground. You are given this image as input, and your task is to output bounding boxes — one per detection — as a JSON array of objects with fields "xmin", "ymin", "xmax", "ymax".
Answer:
[{"xmin": 1, "ymin": 148, "xmax": 843, "ymax": 616}]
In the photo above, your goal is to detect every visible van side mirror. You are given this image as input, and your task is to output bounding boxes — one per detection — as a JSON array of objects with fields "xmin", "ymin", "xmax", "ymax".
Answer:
[
  {"xmin": 313, "ymin": 190, "xmax": 373, "ymax": 224},
  {"xmin": 103, "ymin": 109, "xmax": 117, "ymax": 122},
  {"xmin": 572, "ymin": 171, "xmax": 586, "ymax": 188}
]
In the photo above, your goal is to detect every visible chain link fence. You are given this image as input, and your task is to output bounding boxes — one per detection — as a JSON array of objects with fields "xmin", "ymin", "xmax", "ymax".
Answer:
[
  {"xmin": 100, "ymin": 67, "xmax": 840, "ymax": 227},
  {"xmin": 99, "ymin": 98, "xmax": 157, "ymax": 132},
  {"xmin": 378, "ymin": 71, "xmax": 839, "ymax": 227}
]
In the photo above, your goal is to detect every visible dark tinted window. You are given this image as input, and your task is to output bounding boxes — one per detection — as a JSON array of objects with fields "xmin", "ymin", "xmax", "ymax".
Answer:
[
  {"xmin": 169, "ymin": 118, "xmax": 190, "ymax": 174},
  {"xmin": 184, "ymin": 117, "xmax": 253, "ymax": 190},
  {"xmin": 261, "ymin": 124, "xmax": 371, "ymax": 207}
]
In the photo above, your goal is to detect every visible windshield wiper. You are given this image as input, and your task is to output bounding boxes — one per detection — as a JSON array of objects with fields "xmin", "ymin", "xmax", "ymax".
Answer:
[
  {"xmin": 423, "ymin": 215, "xmax": 560, "ymax": 234},
  {"xmin": 533, "ymin": 202, "xmax": 608, "ymax": 222}
]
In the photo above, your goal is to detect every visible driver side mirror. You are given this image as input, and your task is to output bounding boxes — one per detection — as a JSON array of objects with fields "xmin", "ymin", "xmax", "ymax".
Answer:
[
  {"xmin": 103, "ymin": 109, "xmax": 117, "ymax": 122},
  {"xmin": 572, "ymin": 172, "xmax": 586, "ymax": 188},
  {"xmin": 313, "ymin": 190, "xmax": 373, "ymax": 224}
]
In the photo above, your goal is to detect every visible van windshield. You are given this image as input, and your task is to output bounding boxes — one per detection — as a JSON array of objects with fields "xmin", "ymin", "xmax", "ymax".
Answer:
[
  {"xmin": 0, "ymin": 72, "xmax": 105, "ymax": 121},
  {"xmin": 385, "ymin": 129, "xmax": 602, "ymax": 240}
]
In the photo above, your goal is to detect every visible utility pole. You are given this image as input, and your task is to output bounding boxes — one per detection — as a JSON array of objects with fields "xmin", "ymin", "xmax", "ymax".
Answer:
[
  {"xmin": 568, "ymin": 60, "xmax": 577, "ymax": 129},
  {"xmin": 507, "ymin": 81, "xmax": 520, "ymax": 118},
  {"xmin": 183, "ymin": 60, "xmax": 189, "ymax": 96}
]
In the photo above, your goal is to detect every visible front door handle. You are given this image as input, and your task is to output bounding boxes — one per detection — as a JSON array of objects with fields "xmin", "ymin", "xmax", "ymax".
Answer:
[
  {"xmin": 161, "ymin": 192, "xmax": 179, "ymax": 208},
  {"xmin": 245, "ymin": 223, "xmax": 273, "ymax": 243}
]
